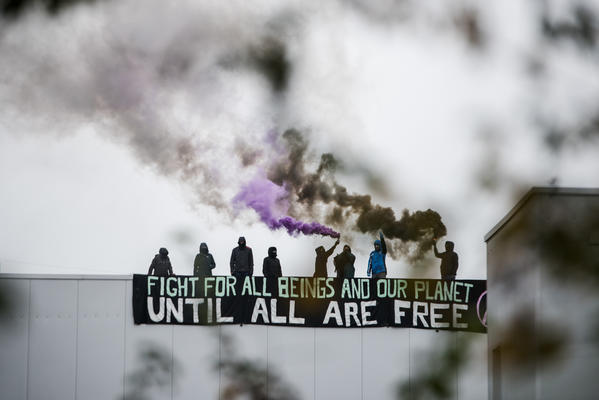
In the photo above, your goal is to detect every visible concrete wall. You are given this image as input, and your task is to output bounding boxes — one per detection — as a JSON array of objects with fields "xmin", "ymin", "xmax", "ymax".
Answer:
[{"xmin": 0, "ymin": 275, "xmax": 487, "ymax": 400}]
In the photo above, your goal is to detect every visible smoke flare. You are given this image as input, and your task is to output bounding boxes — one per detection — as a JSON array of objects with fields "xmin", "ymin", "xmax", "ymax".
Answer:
[{"xmin": 233, "ymin": 175, "xmax": 340, "ymax": 238}]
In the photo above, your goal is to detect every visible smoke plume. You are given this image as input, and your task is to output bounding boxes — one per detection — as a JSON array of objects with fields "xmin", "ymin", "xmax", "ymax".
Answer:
[
  {"xmin": 233, "ymin": 175, "xmax": 340, "ymax": 238},
  {"xmin": 264, "ymin": 129, "xmax": 446, "ymax": 258},
  {"xmin": 0, "ymin": 2, "xmax": 445, "ymax": 255}
]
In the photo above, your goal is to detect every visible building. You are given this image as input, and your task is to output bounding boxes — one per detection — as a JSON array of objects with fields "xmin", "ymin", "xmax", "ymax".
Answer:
[
  {"xmin": 0, "ymin": 272, "xmax": 487, "ymax": 399},
  {"xmin": 485, "ymin": 187, "xmax": 599, "ymax": 400}
]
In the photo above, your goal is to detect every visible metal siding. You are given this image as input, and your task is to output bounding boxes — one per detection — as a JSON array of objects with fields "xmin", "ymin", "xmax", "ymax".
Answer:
[
  {"xmin": 28, "ymin": 279, "xmax": 78, "ymax": 400},
  {"xmin": 172, "ymin": 325, "xmax": 220, "ymax": 400},
  {"xmin": 362, "ymin": 327, "xmax": 410, "ymax": 400},
  {"xmin": 267, "ymin": 326, "xmax": 315, "ymax": 400},
  {"xmin": 76, "ymin": 280, "xmax": 126, "ymax": 400},
  {"xmin": 314, "ymin": 328, "xmax": 362, "ymax": 400},
  {"xmin": 457, "ymin": 332, "xmax": 488, "ymax": 400},
  {"xmin": 0, "ymin": 276, "xmax": 486, "ymax": 400},
  {"xmin": 123, "ymin": 280, "xmax": 174, "ymax": 400},
  {"xmin": 219, "ymin": 324, "xmax": 268, "ymax": 399},
  {"xmin": 0, "ymin": 279, "xmax": 30, "ymax": 400},
  {"xmin": 409, "ymin": 329, "xmax": 458, "ymax": 400}
]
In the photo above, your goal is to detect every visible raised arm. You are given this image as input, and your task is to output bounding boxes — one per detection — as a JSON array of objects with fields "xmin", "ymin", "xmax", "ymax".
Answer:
[
  {"xmin": 432, "ymin": 239, "xmax": 441, "ymax": 258},
  {"xmin": 380, "ymin": 232, "xmax": 387, "ymax": 255},
  {"xmin": 326, "ymin": 239, "xmax": 340, "ymax": 257}
]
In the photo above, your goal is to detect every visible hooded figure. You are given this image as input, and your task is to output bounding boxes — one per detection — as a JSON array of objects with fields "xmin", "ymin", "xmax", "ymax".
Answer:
[
  {"xmin": 148, "ymin": 247, "xmax": 174, "ymax": 277},
  {"xmin": 230, "ymin": 236, "xmax": 254, "ymax": 278},
  {"xmin": 262, "ymin": 246, "xmax": 282, "ymax": 278},
  {"xmin": 433, "ymin": 239, "xmax": 458, "ymax": 280},
  {"xmin": 313, "ymin": 239, "xmax": 340, "ymax": 278},
  {"xmin": 367, "ymin": 233, "xmax": 387, "ymax": 279},
  {"xmin": 194, "ymin": 242, "xmax": 216, "ymax": 277},
  {"xmin": 334, "ymin": 245, "xmax": 356, "ymax": 279}
]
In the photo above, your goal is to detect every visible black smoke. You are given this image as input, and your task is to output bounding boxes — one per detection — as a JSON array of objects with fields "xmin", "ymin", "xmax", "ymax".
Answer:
[
  {"xmin": 268, "ymin": 129, "xmax": 447, "ymax": 259},
  {"xmin": 1, "ymin": 0, "xmax": 97, "ymax": 20}
]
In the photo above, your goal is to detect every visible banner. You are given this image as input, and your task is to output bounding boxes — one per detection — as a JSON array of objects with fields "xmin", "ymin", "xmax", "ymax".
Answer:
[{"xmin": 133, "ymin": 275, "xmax": 487, "ymax": 333}]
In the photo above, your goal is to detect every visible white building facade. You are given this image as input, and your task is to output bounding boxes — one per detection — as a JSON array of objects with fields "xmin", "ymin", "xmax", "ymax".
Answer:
[{"xmin": 0, "ymin": 274, "xmax": 487, "ymax": 400}]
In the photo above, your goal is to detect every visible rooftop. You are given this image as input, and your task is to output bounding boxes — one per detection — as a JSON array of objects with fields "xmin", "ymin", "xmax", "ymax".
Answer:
[{"xmin": 484, "ymin": 186, "xmax": 599, "ymax": 243}]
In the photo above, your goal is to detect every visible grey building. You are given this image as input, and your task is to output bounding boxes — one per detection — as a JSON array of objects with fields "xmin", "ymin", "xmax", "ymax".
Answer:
[
  {"xmin": 0, "ymin": 273, "xmax": 488, "ymax": 400},
  {"xmin": 485, "ymin": 187, "xmax": 599, "ymax": 400}
]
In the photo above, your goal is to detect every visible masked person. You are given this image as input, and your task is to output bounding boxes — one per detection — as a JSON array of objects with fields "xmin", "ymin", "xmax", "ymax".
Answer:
[
  {"xmin": 334, "ymin": 245, "xmax": 356, "ymax": 279},
  {"xmin": 230, "ymin": 236, "xmax": 254, "ymax": 279},
  {"xmin": 432, "ymin": 238, "xmax": 459, "ymax": 280},
  {"xmin": 367, "ymin": 233, "xmax": 387, "ymax": 279},
  {"xmin": 313, "ymin": 238, "xmax": 340, "ymax": 278},
  {"xmin": 194, "ymin": 242, "xmax": 216, "ymax": 277},
  {"xmin": 148, "ymin": 247, "xmax": 174, "ymax": 277},
  {"xmin": 262, "ymin": 246, "xmax": 282, "ymax": 278}
]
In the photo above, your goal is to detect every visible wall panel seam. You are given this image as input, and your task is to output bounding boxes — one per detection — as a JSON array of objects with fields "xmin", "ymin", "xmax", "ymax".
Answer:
[
  {"xmin": 25, "ymin": 279, "xmax": 32, "ymax": 400},
  {"xmin": 171, "ymin": 325, "xmax": 174, "ymax": 400},
  {"xmin": 74, "ymin": 281, "xmax": 80, "ymax": 400},
  {"xmin": 266, "ymin": 326, "xmax": 269, "ymax": 398},
  {"xmin": 408, "ymin": 328, "xmax": 411, "ymax": 400},
  {"xmin": 313, "ymin": 328, "xmax": 316, "ymax": 400},
  {"xmin": 361, "ymin": 329, "xmax": 363, "ymax": 400},
  {"xmin": 123, "ymin": 280, "xmax": 128, "ymax": 400},
  {"xmin": 218, "ymin": 325, "xmax": 222, "ymax": 400}
]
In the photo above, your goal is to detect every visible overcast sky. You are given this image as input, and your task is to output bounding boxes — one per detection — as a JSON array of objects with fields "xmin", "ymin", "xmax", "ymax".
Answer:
[{"xmin": 1, "ymin": 0, "xmax": 598, "ymax": 279}]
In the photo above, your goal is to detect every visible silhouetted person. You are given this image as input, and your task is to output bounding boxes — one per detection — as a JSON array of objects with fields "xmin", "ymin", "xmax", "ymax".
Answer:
[
  {"xmin": 313, "ymin": 238, "xmax": 340, "ymax": 278},
  {"xmin": 367, "ymin": 232, "xmax": 387, "ymax": 279},
  {"xmin": 230, "ymin": 236, "xmax": 254, "ymax": 279},
  {"xmin": 433, "ymin": 238, "xmax": 458, "ymax": 280},
  {"xmin": 148, "ymin": 247, "xmax": 174, "ymax": 277},
  {"xmin": 334, "ymin": 245, "xmax": 356, "ymax": 279},
  {"xmin": 194, "ymin": 242, "xmax": 216, "ymax": 277},
  {"xmin": 262, "ymin": 246, "xmax": 282, "ymax": 278}
]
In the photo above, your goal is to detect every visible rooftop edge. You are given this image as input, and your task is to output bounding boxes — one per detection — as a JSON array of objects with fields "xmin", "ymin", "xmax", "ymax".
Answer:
[
  {"xmin": 0, "ymin": 273, "xmax": 133, "ymax": 280},
  {"xmin": 484, "ymin": 186, "xmax": 599, "ymax": 243}
]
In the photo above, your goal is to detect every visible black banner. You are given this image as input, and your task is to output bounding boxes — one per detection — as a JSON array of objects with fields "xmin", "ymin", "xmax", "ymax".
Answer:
[{"xmin": 133, "ymin": 275, "xmax": 487, "ymax": 333}]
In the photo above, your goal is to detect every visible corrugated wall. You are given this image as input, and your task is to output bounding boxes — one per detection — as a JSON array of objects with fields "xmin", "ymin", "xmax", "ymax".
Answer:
[{"xmin": 0, "ymin": 275, "xmax": 487, "ymax": 400}]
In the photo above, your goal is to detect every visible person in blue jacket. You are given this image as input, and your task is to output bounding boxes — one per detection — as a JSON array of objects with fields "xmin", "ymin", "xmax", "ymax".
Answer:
[{"xmin": 367, "ymin": 232, "xmax": 387, "ymax": 279}]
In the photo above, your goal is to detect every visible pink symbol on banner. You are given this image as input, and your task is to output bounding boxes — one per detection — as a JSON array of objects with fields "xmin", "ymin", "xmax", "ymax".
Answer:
[{"xmin": 476, "ymin": 290, "xmax": 487, "ymax": 328}]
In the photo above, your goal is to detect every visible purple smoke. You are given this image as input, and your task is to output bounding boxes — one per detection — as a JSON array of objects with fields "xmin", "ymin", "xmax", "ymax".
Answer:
[
  {"xmin": 275, "ymin": 216, "xmax": 340, "ymax": 238},
  {"xmin": 233, "ymin": 175, "xmax": 340, "ymax": 238}
]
